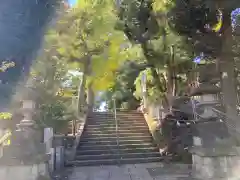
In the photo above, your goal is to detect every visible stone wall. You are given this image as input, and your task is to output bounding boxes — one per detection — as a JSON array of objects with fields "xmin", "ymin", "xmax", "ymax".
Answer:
[
  {"xmin": 192, "ymin": 151, "xmax": 240, "ymax": 180},
  {"xmin": 65, "ymin": 110, "xmax": 89, "ymax": 161}
]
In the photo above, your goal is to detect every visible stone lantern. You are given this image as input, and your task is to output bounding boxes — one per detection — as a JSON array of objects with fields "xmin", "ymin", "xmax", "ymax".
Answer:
[
  {"xmin": 0, "ymin": 81, "xmax": 50, "ymax": 179},
  {"xmin": 189, "ymin": 63, "xmax": 240, "ymax": 180}
]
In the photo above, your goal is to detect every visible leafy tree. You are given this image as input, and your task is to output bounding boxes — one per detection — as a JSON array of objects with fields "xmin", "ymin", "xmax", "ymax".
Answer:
[
  {"xmin": 116, "ymin": 0, "xmax": 192, "ymax": 110},
  {"xmin": 55, "ymin": 0, "xmax": 139, "ymax": 111},
  {"xmin": 169, "ymin": 0, "xmax": 240, "ymax": 137},
  {"xmin": 35, "ymin": 97, "xmax": 75, "ymax": 134},
  {"xmin": 168, "ymin": 0, "xmax": 240, "ymax": 57},
  {"xmin": 101, "ymin": 61, "xmax": 147, "ymax": 110},
  {"xmin": 29, "ymin": 30, "xmax": 76, "ymax": 134}
]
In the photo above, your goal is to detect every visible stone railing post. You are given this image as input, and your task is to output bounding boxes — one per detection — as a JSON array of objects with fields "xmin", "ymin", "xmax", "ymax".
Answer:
[
  {"xmin": 44, "ymin": 127, "xmax": 54, "ymax": 172},
  {"xmin": 53, "ymin": 135, "xmax": 65, "ymax": 171}
]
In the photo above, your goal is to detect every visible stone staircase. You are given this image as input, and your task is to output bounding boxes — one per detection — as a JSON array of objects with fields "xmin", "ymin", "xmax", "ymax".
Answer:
[{"xmin": 68, "ymin": 111, "xmax": 163, "ymax": 166}]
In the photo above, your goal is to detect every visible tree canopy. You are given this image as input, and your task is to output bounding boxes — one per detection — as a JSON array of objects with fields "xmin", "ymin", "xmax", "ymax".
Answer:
[{"xmin": 56, "ymin": 0, "xmax": 140, "ymax": 92}]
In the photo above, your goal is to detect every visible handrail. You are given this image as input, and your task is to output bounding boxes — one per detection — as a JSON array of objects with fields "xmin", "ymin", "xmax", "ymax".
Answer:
[{"xmin": 113, "ymin": 99, "xmax": 120, "ymax": 164}]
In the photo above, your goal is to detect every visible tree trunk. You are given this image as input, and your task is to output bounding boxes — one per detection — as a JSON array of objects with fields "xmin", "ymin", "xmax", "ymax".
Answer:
[
  {"xmin": 77, "ymin": 58, "xmax": 90, "ymax": 115},
  {"xmin": 220, "ymin": 59, "xmax": 238, "ymax": 117},
  {"xmin": 166, "ymin": 65, "xmax": 173, "ymax": 110},
  {"xmin": 219, "ymin": 57, "xmax": 239, "ymax": 140},
  {"xmin": 76, "ymin": 73, "xmax": 86, "ymax": 114},
  {"xmin": 87, "ymin": 82, "xmax": 95, "ymax": 111},
  {"xmin": 141, "ymin": 42, "xmax": 171, "ymax": 114},
  {"xmin": 218, "ymin": 14, "xmax": 239, "ymax": 142},
  {"xmin": 166, "ymin": 45, "xmax": 176, "ymax": 112},
  {"xmin": 186, "ymin": 63, "xmax": 197, "ymax": 95}
]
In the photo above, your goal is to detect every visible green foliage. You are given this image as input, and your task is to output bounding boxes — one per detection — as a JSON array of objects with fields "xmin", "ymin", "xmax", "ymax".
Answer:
[
  {"xmin": 0, "ymin": 112, "xmax": 12, "ymax": 120},
  {"xmin": 101, "ymin": 61, "xmax": 146, "ymax": 109},
  {"xmin": 168, "ymin": 0, "xmax": 240, "ymax": 57},
  {"xmin": 56, "ymin": 0, "xmax": 136, "ymax": 91},
  {"xmin": 29, "ymin": 29, "xmax": 76, "ymax": 133},
  {"xmin": 0, "ymin": 61, "xmax": 15, "ymax": 72},
  {"xmin": 116, "ymin": 0, "xmax": 193, "ymax": 107},
  {"xmin": 134, "ymin": 68, "xmax": 165, "ymax": 103},
  {"xmin": 117, "ymin": 0, "xmax": 161, "ymax": 43},
  {"xmin": 35, "ymin": 97, "xmax": 74, "ymax": 133}
]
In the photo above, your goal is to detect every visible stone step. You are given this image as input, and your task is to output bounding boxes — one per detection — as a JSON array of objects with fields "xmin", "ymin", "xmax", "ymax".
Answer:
[
  {"xmin": 78, "ymin": 143, "xmax": 155, "ymax": 151},
  {"xmin": 116, "ymin": 115, "xmax": 144, "ymax": 118},
  {"xmin": 66, "ymin": 156, "xmax": 165, "ymax": 167},
  {"xmin": 81, "ymin": 132, "xmax": 150, "ymax": 137},
  {"xmin": 84, "ymin": 126, "xmax": 149, "ymax": 130},
  {"xmin": 116, "ymin": 112, "xmax": 143, "ymax": 115},
  {"xmin": 84, "ymin": 128, "xmax": 149, "ymax": 134},
  {"xmin": 89, "ymin": 111, "xmax": 140, "ymax": 114},
  {"xmin": 88, "ymin": 116, "xmax": 144, "ymax": 119},
  {"xmin": 88, "ymin": 115, "xmax": 144, "ymax": 119},
  {"xmin": 88, "ymin": 113, "xmax": 143, "ymax": 116},
  {"xmin": 87, "ymin": 121, "xmax": 146, "ymax": 125},
  {"xmin": 79, "ymin": 139, "xmax": 154, "ymax": 146},
  {"xmin": 76, "ymin": 147, "xmax": 158, "ymax": 155},
  {"xmin": 75, "ymin": 152, "xmax": 161, "ymax": 161},
  {"xmin": 87, "ymin": 120, "xmax": 146, "ymax": 124},
  {"xmin": 80, "ymin": 135, "xmax": 153, "ymax": 142},
  {"xmin": 88, "ymin": 113, "xmax": 114, "ymax": 115},
  {"xmin": 86, "ymin": 122, "xmax": 116, "ymax": 125},
  {"xmin": 87, "ymin": 117, "xmax": 144, "ymax": 121},
  {"xmin": 86, "ymin": 124, "xmax": 148, "ymax": 128},
  {"xmin": 86, "ymin": 122, "xmax": 147, "ymax": 126}
]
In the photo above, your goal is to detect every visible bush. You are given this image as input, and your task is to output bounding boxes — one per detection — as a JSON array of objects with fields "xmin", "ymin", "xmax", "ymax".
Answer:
[{"xmin": 35, "ymin": 98, "xmax": 75, "ymax": 134}]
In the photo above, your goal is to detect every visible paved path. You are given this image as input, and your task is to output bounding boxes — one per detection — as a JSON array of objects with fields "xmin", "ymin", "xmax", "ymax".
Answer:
[{"xmin": 66, "ymin": 163, "xmax": 192, "ymax": 180}]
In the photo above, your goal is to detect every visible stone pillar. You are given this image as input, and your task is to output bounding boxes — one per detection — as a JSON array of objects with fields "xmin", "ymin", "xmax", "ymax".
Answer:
[
  {"xmin": 44, "ymin": 127, "xmax": 54, "ymax": 172},
  {"xmin": 44, "ymin": 128, "xmax": 54, "ymax": 154},
  {"xmin": 53, "ymin": 135, "xmax": 65, "ymax": 171},
  {"xmin": 0, "ymin": 85, "xmax": 50, "ymax": 180},
  {"xmin": 141, "ymin": 72, "xmax": 147, "ymax": 109}
]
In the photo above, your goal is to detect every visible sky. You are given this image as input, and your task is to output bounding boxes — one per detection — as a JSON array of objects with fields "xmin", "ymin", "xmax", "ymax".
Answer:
[
  {"xmin": 68, "ymin": 0, "xmax": 77, "ymax": 6},
  {"xmin": 99, "ymin": 102, "xmax": 106, "ymax": 112}
]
